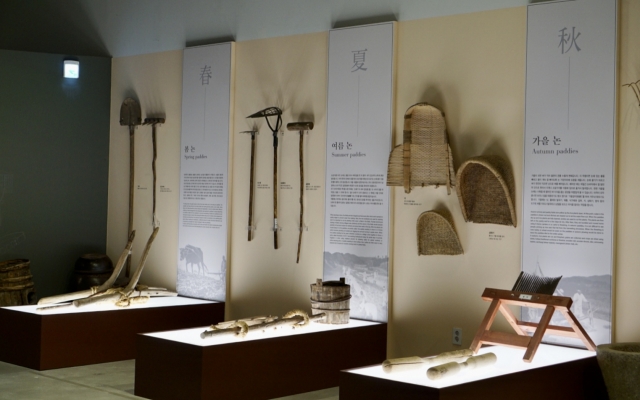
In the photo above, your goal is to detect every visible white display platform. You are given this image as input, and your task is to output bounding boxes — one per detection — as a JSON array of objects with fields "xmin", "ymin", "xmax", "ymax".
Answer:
[
  {"xmin": 340, "ymin": 344, "xmax": 606, "ymax": 400},
  {"xmin": 135, "ymin": 318, "xmax": 387, "ymax": 400},
  {"xmin": 348, "ymin": 344, "xmax": 593, "ymax": 388},
  {"xmin": 0, "ymin": 296, "xmax": 224, "ymax": 370},
  {"xmin": 5, "ymin": 295, "xmax": 214, "ymax": 315},
  {"xmin": 144, "ymin": 317, "xmax": 378, "ymax": 346}
]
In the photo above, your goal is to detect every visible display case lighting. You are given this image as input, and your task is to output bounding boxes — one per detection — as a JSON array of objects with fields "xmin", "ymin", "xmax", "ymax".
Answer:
[
  {"xmin": 144, "ymin": 318, "xmax": 379, "ymax": 347},
  {"xmin": 346, "ymin": 344, "xmax": 595, "ymax": 389},
  {"xmin": 2, "ymin": 296, "xmax": 215, "ymax": 315}
]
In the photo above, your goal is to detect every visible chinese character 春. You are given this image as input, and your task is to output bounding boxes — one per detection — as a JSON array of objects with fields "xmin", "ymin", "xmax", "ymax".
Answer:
[
  {"xmin": 558, "ymin": 27, "xmax": 581, "ymax": 54},
  {"xmin": 351, "ymin": 49, "xmax": 368, "ymax": 72},
  {"xmin": 200, "ymin": 65, "xmax": 212, "ymax": 85}
]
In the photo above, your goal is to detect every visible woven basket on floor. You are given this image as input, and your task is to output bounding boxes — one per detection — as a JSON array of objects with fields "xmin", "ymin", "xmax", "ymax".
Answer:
[
  {"xmin": 416, "ymin": 210, "xmax": 463, "ymax": 255},
  {"xmin": 456, "ymin": 155, "xmax": 516, "ymax": 227},
  {"xmin": 387, "ymin": 103, "xmax": 455, "ymax": 194}
]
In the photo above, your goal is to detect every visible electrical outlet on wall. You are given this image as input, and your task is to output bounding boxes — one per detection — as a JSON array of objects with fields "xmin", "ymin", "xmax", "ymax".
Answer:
[{"xmin": 452, "ymin": 328, "xmax": 462, "ymax": 345}]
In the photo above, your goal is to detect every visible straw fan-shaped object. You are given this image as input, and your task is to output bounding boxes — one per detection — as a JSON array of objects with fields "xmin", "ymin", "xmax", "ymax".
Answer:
[
  {"xmin": 387, "ymin": 103, "xmax": 455, "ymax": 194},
  {"xmin": 456, "ymin": 155, "xmax": 516, "ymax": 227},
  {"xmin": 417, "ymin": 210, "xmax": 463, "ymax": 255}
]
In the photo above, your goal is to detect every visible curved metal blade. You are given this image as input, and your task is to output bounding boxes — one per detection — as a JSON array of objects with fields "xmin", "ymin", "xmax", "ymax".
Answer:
[
  {"xmin": 120, "ymin": 98, "xmax": 142, "ymax": 126},
  {"xmin": 247, "ymin": 106, "xmax": 282, "ymax": 119}
]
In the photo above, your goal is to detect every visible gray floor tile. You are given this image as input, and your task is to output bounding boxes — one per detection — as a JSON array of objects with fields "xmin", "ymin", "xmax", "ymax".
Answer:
[
  {"xmin": 272, "ymin": 387, "xmax": 339, "ymax": 400},
  {"xmin": 0, "ymin": 360, "xmax": 340, "ymax": 399}
]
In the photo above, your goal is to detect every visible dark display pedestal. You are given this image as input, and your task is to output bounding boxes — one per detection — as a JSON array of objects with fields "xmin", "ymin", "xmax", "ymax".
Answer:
[
  {"xmin": 340, "ymin": 344, "xmax": 607, "ymax": 400},
  {"xmin": 0, "ymin": 297, "xmax": 224, "ymax": 370},
  {"xmin": 135, "ymin": 319, "xmax": 387, "ymax": 400}
]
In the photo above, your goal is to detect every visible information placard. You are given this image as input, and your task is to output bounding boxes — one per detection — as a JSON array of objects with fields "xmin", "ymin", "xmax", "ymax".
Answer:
[
  {"xmin": 177, "ymin": 43, "xmax": 234, "ymax": 301},
  {"xmin": 323, "ymin": 23, "xmax": 395, "ymax": 322},
  {"xmin": 522, "ymin": 0, "xmax": 616, "ymax": 346}
]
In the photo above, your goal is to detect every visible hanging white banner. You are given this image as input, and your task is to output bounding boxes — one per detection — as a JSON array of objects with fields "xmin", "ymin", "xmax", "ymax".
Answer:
[
  {"xmin": 522, "ymin": 0, "xmax": 616, "ymax": 347},
  {"xmin": 323, "ymin": 22, "xmax": 395, "ymax": 323},
  {"xmin": 177, "ymin": 43, "xmax": 234, "ymax": 301}
]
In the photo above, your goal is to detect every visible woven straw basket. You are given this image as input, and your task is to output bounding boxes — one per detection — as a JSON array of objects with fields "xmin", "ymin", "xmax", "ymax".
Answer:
[
  {"xmin": 416, "ymin": 210, "xmax": 463, "ymax": 255},
  {"xmin": 456, "ymin": 155, "xmax": 516, "ymax": 227},
  {"xmin": 387, "ymin": 103, "xmax": 455, "ymax": 194}
]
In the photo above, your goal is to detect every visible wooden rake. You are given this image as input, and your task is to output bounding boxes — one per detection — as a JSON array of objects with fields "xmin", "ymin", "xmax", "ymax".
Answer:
[
  {"xmin": 143, "ymin": 117, "xmax": 165, "ymax": 228},
  {"xmin": 286, "ymin": 122, "xmax": 313, "ymax": 263}
]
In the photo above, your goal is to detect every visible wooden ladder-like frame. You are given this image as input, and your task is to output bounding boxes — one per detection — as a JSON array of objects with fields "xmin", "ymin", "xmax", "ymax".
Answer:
[{"xmin": 470, "ymin": 288, "xmax": 596, "ymax": 362}]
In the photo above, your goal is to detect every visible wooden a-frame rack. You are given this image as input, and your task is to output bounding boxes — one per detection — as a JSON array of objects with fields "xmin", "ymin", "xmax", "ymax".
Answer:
[{"xmin": 470, "ymin": 288, "xmax": 596, "ymax": 363}]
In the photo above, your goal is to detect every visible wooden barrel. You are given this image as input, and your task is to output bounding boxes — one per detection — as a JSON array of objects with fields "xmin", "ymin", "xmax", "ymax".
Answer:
[
  {"xmin": 310, "ymin": 277, "xmax": 351, "ymax": 324},
  {"xmin": 0, "ymin": 259, "xmax": 36, "ymax": 306}
]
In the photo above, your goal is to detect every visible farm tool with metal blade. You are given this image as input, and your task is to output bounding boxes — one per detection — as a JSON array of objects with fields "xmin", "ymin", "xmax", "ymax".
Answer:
[
  {"xmin": 247, "ymin": 107, "xmax": 283, "ymax": 249},
  {"xmin": 119, "ymin": 98, "xmax": 142, "ymax": 277},
  {"xmin": 286, "ymin": 121, "xmax": 313, "ymax": 263},
  {"xmin": 36, "ymin": 227, "xmax": 178, "ymax": 312},
  {"xmin": 143, "ymin": 117, "xmax": 165, "ymax": 228},
  {"xmin": 239, "ymin": 130, "xmax": 258, "ymax": 241}
]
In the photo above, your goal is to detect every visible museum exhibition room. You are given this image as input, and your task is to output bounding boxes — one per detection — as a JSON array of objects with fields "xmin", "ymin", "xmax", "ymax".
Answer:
[{"xmin": 1, "ymin": 0, "xmax": 639, "ymax": 399}]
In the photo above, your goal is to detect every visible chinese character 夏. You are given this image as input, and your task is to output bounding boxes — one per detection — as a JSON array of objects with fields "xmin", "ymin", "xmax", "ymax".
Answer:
[{"xmin": 351, "ymin": 49, "xmax": 368, "ymax": 72}]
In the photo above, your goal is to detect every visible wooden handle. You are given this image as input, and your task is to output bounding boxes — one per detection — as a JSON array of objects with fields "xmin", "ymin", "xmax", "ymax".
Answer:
[
  {"xmin": 273, "ymin": 141, "xmax": 278, "ymax": 250},
  {"xmin": 127, "ymin": 126, "xmax": 135, "ymax": 277},
  {"xmin": 123, "ymin": 227, "xmax": 160, "ymax": 296},
  {"xmin": 248, "ymin": 134, "xmax": 256, "ymax": 241},
  {"xmin": 297, "ymin": 131, "xmax": 304, "ymax": 263},
  {"xmin": 152, "ymin": 126, "xmax": 158, "ymax": 227}
]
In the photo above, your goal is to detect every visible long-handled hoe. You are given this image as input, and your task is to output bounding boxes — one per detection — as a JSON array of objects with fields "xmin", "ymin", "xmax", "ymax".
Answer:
[{"xmin": 247, "ymin": 107, "xmax": 283, "ymax": 249}]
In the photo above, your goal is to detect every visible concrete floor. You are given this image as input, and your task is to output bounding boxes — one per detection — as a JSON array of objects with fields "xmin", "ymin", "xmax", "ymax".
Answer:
[{"xmin": 0, "ymin": 360, "xmax": 339, "ymax": 400}]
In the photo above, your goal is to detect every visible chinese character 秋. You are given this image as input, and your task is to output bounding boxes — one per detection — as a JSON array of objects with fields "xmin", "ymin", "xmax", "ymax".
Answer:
[
  {"xmin": 558, "ymin": 27, "xmax": 581, "ymax": 54},
  {"xmin": 351, "ymin": 49, "xmax": 368, "ymax": 72}
]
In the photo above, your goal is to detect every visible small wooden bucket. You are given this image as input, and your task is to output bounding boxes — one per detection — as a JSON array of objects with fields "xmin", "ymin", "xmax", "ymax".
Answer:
[
  {"xmin": 0, "ymin": 259, "xmax": 36, "ymax": 306},
  {"xmin": 310, "ymin": 277, "xmax": 351, "ymax": 324}
]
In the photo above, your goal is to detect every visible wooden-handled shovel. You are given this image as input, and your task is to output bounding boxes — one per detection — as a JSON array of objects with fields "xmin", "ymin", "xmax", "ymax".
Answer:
[
  {"xmin": 286, "ymin": 122, "xmax": 313, "ymax": 263},
  {"xmin": 119, "ymin": 98, "xmax": 142, "ymax": 277},
  {"xmin": 247, "ymin": 107, "xmax": 283, "ymax": 249}
]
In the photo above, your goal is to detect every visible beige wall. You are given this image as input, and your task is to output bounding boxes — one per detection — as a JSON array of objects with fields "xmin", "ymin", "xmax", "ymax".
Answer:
[
  {"xmin": 108, "ymin": 50, "xmax": 184, "ymax": 290},
  {"xmin": 390, "ymin": 7, "xmax": 525, "ymax": 357},
  {"xmin": 107, "ymin": 4, "xmax": 639, "ymax": 358},
  {"xmin": 614, "ymin": 0, "xmax": 640, "ymax": 343}
]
